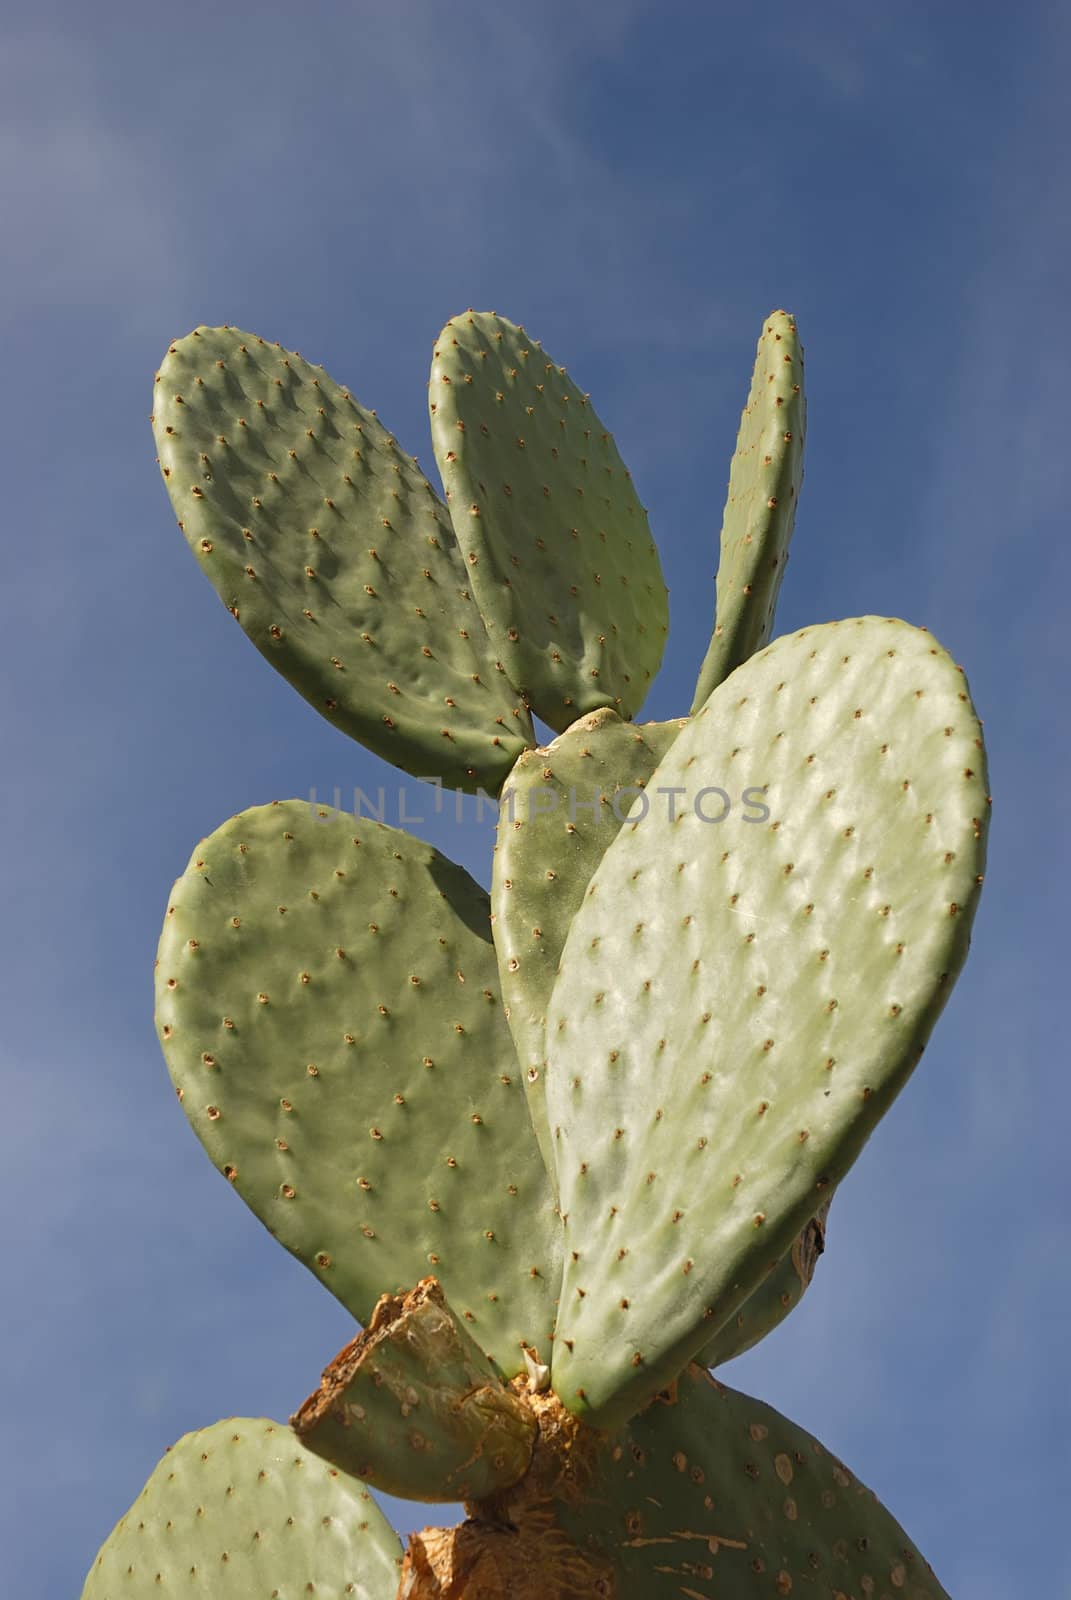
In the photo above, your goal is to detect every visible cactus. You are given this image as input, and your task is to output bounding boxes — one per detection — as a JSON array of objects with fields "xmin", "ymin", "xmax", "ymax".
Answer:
[
  {"xmin": 153, "ymin": 327, "xmax": 533, "ymax": 792},
  {"xmin": 82, "ymin": 1419, "xmax": 404, "ymax": 1599},
  {"xmin": 491, "ymin": 706, "xmax": 686, "ymax": 1174},
  {"xmin": 429, "ymin": 312, "xmax": 669, "ymax": 731},
  {"xmin": 691, "ymin": 310, "xmax": 806, "ymax": 709},
  {"xmin": 85, "ymin": 308, "xmax": 988, "ymax": 1597}
]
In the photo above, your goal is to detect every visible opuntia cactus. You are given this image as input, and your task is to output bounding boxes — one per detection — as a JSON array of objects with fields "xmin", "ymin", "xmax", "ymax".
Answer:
[{"xmin": 83, "ymin": 309, "xmax": 989, "ymax": 1598}]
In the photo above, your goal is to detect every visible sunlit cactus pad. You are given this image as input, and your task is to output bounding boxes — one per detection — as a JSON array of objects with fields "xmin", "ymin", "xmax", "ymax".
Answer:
[
  {"xmin": 492, "ymin": 706, "xmax": 685, "ymax": 1174},
  {"xmin": 430, "ymin": 311, "xmax": 669, "ymax": 729},
  {"xmin": 547, "ymin": 617, "xmax": 987, "ymax": 1423},
  {"xmin": 155, "ymin": 800, "xmax": 560, "ymax": 1375},
  {"xmin": 693, "ymin": 309, "xmax": 806, "ymax": 707},
  {"xmin": 153, "ymin": 326, "xmax": 533, "ymax": 791}
]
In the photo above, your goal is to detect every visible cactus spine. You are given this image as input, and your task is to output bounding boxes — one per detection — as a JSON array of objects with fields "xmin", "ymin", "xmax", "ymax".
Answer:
[{"xmin": 83, "ymin": 309, "xmax": 988, "ymax": 1599}]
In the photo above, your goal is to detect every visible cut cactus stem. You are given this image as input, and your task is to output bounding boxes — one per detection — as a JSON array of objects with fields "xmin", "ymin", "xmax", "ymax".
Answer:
[{"xmin": 292, "ymin": 1278, "xmax": 538, "ymax": 1503}]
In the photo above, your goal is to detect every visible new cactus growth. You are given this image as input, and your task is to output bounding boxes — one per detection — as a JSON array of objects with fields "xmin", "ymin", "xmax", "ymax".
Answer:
[{"xmin": 84, "ymin": 310, "xmax": 989, "ymax": 1598}]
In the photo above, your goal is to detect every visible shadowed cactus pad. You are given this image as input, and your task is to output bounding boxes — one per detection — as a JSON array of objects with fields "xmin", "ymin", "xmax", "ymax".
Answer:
[
  {"xmin": 82, "ymin": 1418, "xmax": 403, "ymax": 1599},
  {"xmin": 697, "ymin": 1200, "xmax": 831, "ymax": 1368},
  {"xmin": 547, "ymin": 617, "xmax": 988, "ymax": 1424},
  {"xmin": 155, "ymin": 800, "xmax": 561, "ymax": 1376},
  {"xmin": 153, "ymin": 326, "xmax": 533, "ymax": 791},
  {"xmin": 430, "ymin": 311, "xmax": 669, "ymax": 730}
]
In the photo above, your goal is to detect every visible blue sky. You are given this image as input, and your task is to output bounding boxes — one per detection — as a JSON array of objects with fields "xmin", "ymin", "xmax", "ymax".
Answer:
[{"xmin": 3, "ymin": 4, "xmax": 1067, "ymax": 1594}]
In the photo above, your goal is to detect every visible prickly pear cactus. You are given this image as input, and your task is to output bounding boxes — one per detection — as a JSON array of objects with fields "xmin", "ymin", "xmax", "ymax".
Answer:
[{"xmin": 85, "ymin": 308, "xmax": 988, "ymax": 1598}]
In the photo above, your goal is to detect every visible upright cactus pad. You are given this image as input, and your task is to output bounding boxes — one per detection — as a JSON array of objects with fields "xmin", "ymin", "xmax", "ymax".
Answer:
[
  {"xmin": 83, "ymin": 1419, "xmax": 404, "ymax": 1599},
  {"xmin": 88, "ymin": 306, "xmax": 988, "ymax": 1598},
  {"xmin": 492, "ymin": 707, "xmax": 685, "ymax": 1174},
  {"xmin": 693, "ymin": 311, "xmax": 806, "ymax": 709},
  {"xmin": 155, "ymin": 800, "xmax": 561, "ymax": 1376},
  {"xmin": 546, "ymin": 617, "xmax": 988, "ymax": 1424},
  {"xmin": 153, "ymin": 326, "xmax": 533, "ymax": 792},
  {"xmin": 429, "ymin": 311, "xmax": 669, "ymax": 730}
]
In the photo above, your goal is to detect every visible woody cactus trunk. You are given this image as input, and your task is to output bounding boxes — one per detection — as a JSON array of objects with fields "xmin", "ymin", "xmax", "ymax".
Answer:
[{"xmin": 83, "ymin": 309, "xmax": 989, "ymax": 1598}]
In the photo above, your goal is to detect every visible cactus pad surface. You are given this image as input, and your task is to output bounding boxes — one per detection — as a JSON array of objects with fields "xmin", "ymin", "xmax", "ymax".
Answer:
[
  {"xmin": 698, "ymin": 1201, "xmax": 831, "ymax": 1369},
  {"xmin": 558, "ymin": 1365, "xmax": 949, "ymax": 1598},
  {"xmin": 492, "ymin": 707, "xmax": 685, "ymax": 1174},
  {"xmin": 693, "ymin": 311, "xmax": 806, "ymax": 708},
  {"xmin": 153, "ymin": 326, "xmax": 533, "ymax": 791},
  {"xmin": 155, "ymin": 801, "xmax": 561, "ymax": 1376},
  {"xmin": 401, "ymin": 1361, "xmax": 948, "ymax": 1598},
  {"xmin": 429, "ymin": 311, "xmax": 669, "ymax": 729},
  {"xmin": 546, "ymin": 617, "xmax": 988, "ymax": 1424},
  {"xmin": 82, "ymin": 1418, "xmax": 403, "ymax": 1599}
]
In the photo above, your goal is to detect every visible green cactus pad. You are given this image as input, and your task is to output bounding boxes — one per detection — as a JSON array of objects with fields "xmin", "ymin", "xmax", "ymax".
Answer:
[
  {"xmin": 692, "ymin": 311, "xmax": 806, "ymax": 710},
  {"xmin": 557, "ymin": 1365, "xmax": 949, "ymax": 1598},
  {"xmin": 545, "ymin": 617, "xmax": 989, "ymax": 1425},
  {"xmin": 698, "ymin": 1201, "xmax": 830, "ymax": 1369},
  {"xmin": 429, "ymin": 311, "xmax": 669, "ymax": 730},
  {"xmin": 155, "ymin": 801, "xmax": 562, "ymax": 1376},
  {"xmin": 491, "ymin": 708, "xmax": 685, "ymax": 1174},
  {"xmin": 153, "ymin": 326, "xmax": 533, "ymax": 792},
  {"xmin": 82, "ymin": 1418, "xmax": 403, "ymax": 1600}
]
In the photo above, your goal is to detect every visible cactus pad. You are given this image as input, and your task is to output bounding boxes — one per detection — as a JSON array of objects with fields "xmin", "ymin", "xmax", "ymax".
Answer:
[
  {"xmin": 698, "ymin": 1201, "xmax": 831, "ymax": 1369},
  {"xmin": 82, "ymin": 1418, "xmax": 403, "ymax": 1599},
  {"xmin": 546, "ymin": 617, "xmax": 989, "ymax": 1424},
  {"xmin": 153, "ymin": 326, "xmax": 533, "ymax": 791},
  {"xmin": 693, "ymin": 311, "xmax": 806, "ymax": 709},
  {"xmin": 429, "ymin": 311, "xmax": 669, "ymax": 730},
  {"xmin": 155, "ymin": 801, "xmax": 562, "ymax": 1376},
  {"xmin": 559, "ymin": 1365, "xmax": 949, "ymax": 1598},
  {"xmin": 492, "ymin": 707, "xmax": 685, "ymax": 1174}
]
